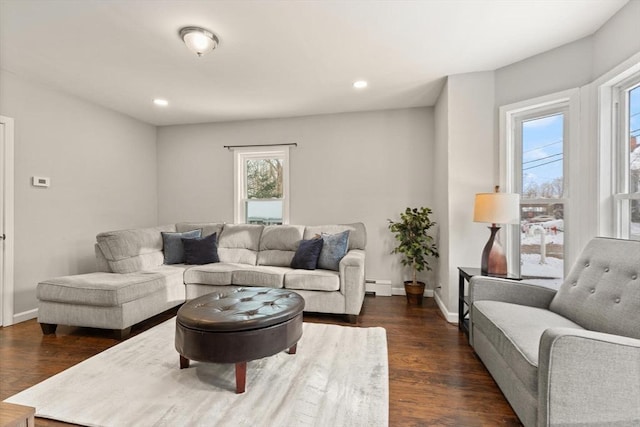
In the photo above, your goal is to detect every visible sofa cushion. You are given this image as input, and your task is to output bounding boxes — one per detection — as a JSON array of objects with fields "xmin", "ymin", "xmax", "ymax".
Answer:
[
  {"xmin": 183, "ymin": 233, "xmax": 220, "ymax": 265},
  {"xmin": 317, "ymin": 230, "xmax": 350, "ymax": 271},
  {"xmin": 37, "ymin": 266, "xmax": 186, "ymax": 307},
  {"xmin": 290, "ymin": 238, "xmax": 323, "ymax": 270},
  {"xmin": 303, "ymin": 223, "xmax": 366, "ymax": 251},
  {"xmin": 162, "ymin": 229, "xmax": 202, "ymax": 264},
  {"xmin": 257, "ymin": 225, "xmax": 304, "ymax": 267},
  {"xmin": 96, "ymin": 225, "xmax": 176, "ymax": 273},
  {"xmin": 285, "ymin": 269, "xmax": 340, "ymax": 291},
  {"xmin": 183, "ymin": 263, "xmax": 245, "ymax": 286},
  {"xmin": 549, "ymin": 237, "xmax": 640, "ymax": 339},
  {"xmin": 175, "ymin": 222, "xmax": 224, "ymax": 238},
  {"xmin": 217, "ymin": 224, "xmax": 263, "ymax": 265},
  {"xmin": 232, "ymin": 266, "xmax": 289, "ymax": 288},
  {"xmin": 472, "ymin": 300, "xmax": 584, "ymax": 394}
]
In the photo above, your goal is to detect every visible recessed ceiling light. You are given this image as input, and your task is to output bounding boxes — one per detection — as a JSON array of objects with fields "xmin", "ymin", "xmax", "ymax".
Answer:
[
  {"xmin": 153, "ymin": 99, "xmax": 169, "ymax": 107},
  {"xmin": 353, "ymin": 80, "xmax": 368, "ymax": 89}
]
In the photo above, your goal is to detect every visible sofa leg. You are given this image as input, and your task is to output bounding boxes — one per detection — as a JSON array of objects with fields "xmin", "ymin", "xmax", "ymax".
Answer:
[
  {"xmin": 114, "ymin": 327, "xmax": 132, "ymax": 340},
  {"xmin": 346, "ymin": 314, "xmax": 358, "ymax": 324},
  {"xmin": 40, "ymin": 323, "xmax": 57, "ymax": 335}
]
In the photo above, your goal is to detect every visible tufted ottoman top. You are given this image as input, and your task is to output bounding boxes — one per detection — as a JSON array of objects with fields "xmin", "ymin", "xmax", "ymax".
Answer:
[{"xmin": 177, "ymin": 288, "xmax": 304, "ymax": 332}]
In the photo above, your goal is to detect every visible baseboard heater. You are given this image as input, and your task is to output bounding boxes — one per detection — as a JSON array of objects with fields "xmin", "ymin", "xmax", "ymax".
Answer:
[{"xmin": 365, "ymin": 279, "xmax": 392, "ymax": 296}]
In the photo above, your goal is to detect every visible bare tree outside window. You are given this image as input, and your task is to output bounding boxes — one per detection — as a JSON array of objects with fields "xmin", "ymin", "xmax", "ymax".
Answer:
[
  {"xmin": 244, "ymin": 158, "xmax": 285, "ymax": 225},
  {"xmin": 246, "ymin": 159, "xmax": 283, "ymax": 199}
]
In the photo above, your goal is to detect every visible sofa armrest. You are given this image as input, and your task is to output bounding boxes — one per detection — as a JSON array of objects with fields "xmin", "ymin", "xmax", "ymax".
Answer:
[
  {"xmin": 469, "ymin": 277, "xmax": 557, "ymax": 309},
  {"xmin": 538, "ymin": 327, "xmax": 640, "ymax": 426},
  {"xmin": 339, "ymin": 249, "xmax": 366, "ymax": 315}
]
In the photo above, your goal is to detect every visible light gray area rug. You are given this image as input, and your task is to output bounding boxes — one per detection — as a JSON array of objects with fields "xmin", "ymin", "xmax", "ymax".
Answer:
[{"xmin": 6, "ymin": 319, "xmax": 388, "ymax": 427}]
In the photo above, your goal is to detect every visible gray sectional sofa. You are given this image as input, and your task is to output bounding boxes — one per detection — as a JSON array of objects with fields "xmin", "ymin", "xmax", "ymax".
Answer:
[
  {"xmin": 37, "ymin": 222, "xmax": 366, "ymax": 338},
  {"xmin": 469, "ymin": 237, "xmax": 640, "ymax": 427}
]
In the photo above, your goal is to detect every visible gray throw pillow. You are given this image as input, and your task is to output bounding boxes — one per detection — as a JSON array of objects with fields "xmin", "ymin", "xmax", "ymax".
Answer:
[
  {"xmin": 162, "ymin": 229, "xmax": 202, "ymax": 264},
  {"xmin": 317, "ymin": 230, "xmax": 350, "ymax": 271}
]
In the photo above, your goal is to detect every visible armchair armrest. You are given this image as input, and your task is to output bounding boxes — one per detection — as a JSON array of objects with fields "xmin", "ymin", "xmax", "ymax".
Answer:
[
  {"xmin": 538, "ymin": 327, "xmax": 640, "ymax": 426},
  {"xmin": 339, "ymin": 249, "xmax": 365, "ymax": 315},
  {"xmin": 469, "ymin": 277, "xmax": 557, "ymax": 309}
]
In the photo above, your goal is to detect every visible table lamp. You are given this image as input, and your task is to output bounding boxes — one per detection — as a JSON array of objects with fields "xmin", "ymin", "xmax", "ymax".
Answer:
[{"xmin": 473, "ymin": 186, "xmax": 520, "ymax": 275}]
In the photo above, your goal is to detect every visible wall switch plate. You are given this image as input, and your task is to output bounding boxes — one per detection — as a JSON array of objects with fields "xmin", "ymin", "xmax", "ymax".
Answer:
[{"xmin": 32, "ymin": 176, "xmax": 50, "ymax": 187}]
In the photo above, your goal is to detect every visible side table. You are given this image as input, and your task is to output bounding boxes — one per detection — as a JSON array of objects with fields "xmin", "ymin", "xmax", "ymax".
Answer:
[
  {"xmin": 0, "ymin": 402, "xmax": 35, "ymax": 427},
  {"xmin": 458, "ymin": 267, "xmax": 521, "ymax": 338}
]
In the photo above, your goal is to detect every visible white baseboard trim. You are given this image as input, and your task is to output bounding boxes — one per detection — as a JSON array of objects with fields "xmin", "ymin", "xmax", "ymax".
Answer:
[
  {"xmin": 13, "ymin": 307, "xmax": 38, "ymax": 324},
  {"xmin": 391, "ymin": 286, "xmax": 434, "ymax": 297},
  {"xmin": 434, "ymin": 292, "xmax": 458, "ymax": 323}
]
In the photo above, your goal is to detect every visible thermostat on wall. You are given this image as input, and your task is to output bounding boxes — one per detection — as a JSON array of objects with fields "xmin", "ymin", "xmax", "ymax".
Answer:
[{"xmin": 32, "ymin": 176, "xmax": 50, "ymax": 188}]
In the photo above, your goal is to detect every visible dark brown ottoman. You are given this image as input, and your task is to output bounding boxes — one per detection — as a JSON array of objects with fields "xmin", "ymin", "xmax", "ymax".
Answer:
[{"xmin": 175, "ymin": 287, "xmax": 304, "ymax": 393}]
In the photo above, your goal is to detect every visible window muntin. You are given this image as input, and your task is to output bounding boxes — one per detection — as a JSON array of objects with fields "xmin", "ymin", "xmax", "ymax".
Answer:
[{"xmin": 234, "ymin": 148, "xmax": 289, "ymax": 225}]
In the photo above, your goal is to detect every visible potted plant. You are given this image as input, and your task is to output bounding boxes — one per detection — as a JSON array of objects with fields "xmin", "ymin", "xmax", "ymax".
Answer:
[{"xmin": 388, "ymin": 207, "xmax": 439, "ymax": 305}]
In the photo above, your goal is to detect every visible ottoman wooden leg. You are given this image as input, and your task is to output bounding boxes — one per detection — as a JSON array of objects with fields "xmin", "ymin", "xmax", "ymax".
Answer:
[
  {"xmin": 288, "ymin": 343, "xmax": 297, "ymax": 355},
  {"xmin": 235, "ymin": 362, "xmax": 246, "ymax": 394},
  {"xmin": 179, "ymin": 355, "xmax": 190, "ymax": 369}
]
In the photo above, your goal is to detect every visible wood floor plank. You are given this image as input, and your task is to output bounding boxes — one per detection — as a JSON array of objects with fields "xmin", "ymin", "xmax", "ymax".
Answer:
[{"xmin": 0, "ymin": 295, "xmax": 521, "ymax": 426}]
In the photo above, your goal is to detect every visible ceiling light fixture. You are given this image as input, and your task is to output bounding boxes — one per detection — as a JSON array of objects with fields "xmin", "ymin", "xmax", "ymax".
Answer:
[
  {"xmin": 353, "ymin": 80, "xmax": 368, "ymax": 89},
  {"xmin": 179, "ymin": 26, "xmax": 219, "ymax": 57},
  {"xmin": 153, "ymin": 98, "xmax": 169, "ymax": 107}
]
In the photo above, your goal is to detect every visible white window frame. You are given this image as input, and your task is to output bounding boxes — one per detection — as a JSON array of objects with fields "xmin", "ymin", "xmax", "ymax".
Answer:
[
  {"xmin": 596, "ymin": 54, "xmax": 640, "ymax": 238},
  {"xmin": 599, "ymin": 69, "xmax": 640, "ymax": 239},
  {"xmin": 233, "ymin": 146, "xmax": 290, "ymax": 224},
  {"xmin": 499, "ymin": 89, "xmax": 580, "ymax": 278}
]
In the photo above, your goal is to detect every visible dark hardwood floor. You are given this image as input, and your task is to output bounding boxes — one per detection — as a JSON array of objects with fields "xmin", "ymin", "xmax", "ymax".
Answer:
[{"xmin": 0, "ymin": 295, "xmax": 521, "ymax": 426}]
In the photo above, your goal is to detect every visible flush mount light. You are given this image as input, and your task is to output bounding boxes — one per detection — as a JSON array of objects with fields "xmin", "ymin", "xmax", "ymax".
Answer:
[
  {"xmin": 153, "ymin": 98, "xmax": 169, "ymax": 107},
  {"xmin": 353, "ymin": 80, "xmax": 368, "ymax": 89},
  {"xmin": 179, "ymin": 26, "xmax": 219, "ymax": 57}
]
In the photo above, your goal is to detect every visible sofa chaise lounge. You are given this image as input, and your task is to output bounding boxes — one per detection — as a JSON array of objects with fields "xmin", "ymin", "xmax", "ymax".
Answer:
[
  {"xmin": 37, "ymin": 222, "xmax": 366, "ymax": 338},
  {"xmin": 469, "ymin": 237, "xmax": 640, "ymax": 427}
]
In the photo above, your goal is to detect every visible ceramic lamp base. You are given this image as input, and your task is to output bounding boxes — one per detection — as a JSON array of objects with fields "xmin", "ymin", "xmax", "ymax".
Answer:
[{"xmin": 481, "ymin": 225, "xmax": 507, "ymax": 276}]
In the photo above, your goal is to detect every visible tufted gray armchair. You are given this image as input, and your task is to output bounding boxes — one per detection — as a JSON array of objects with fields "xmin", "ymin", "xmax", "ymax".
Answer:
[{"xmin": 469, "ymin": 237, "xmax": 640, "ymax": 427}]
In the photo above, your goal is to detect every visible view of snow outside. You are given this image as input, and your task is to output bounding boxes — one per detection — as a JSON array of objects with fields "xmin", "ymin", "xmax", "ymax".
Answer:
[{"xmin": 520, "ymin": 113, "xmax": 564, "ymax": 282}]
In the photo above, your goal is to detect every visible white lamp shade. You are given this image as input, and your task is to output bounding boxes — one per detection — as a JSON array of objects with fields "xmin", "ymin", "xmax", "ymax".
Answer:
[{"xmin": 473, "ymin": 192, "xmax": 520, "ymax": 224}]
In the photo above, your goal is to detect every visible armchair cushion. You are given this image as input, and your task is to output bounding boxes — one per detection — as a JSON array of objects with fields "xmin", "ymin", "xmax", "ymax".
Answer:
[
  {"xmin": 472, "ymin": 301, "xmax": 583, "ymax": 394},
  {"xmin": 549, "ymin": 237, "xmax": 640, "ymax": 339}
]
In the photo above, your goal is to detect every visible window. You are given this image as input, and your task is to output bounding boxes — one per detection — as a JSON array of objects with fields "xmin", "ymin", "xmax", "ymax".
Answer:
[
  {"xmin": 612, "ymin": 76, "xmax": 640, "ymax": 240},
  {"xmin": 500, "ymin": 90, "xmax": 578, "ymax": 286},
  {"xmin": 234, "ymin": 147, "xmax": 290, "ymax": 225}
]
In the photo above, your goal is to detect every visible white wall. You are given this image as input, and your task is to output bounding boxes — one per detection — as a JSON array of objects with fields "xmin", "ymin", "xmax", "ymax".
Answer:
[
  {"xmin": 434, "ymin": 72, "xmax": 496, "ymax": 317},
  {"xmin": 0, "ymin": 70, "xmax": 158, "ymax": 316},
  {"xmin": 433, "ymin": 80, "xmax": 450, "ymax": 309},
  {"xmin": 592, "ymin": 0, "xmax": 640, "ymax": 80},
  {"xmin": 157, "ymin": 107, "xmax": 435, "ymax": 288},
  {"xmin": 495, "ymin": 37, "xmax": 592, "ymax": 108}
]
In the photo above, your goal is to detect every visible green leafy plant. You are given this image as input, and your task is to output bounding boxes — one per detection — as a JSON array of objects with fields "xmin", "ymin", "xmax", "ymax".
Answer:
[{"xmin": 388, "ymin": 207, "xmax": 439, "ymax": 286}]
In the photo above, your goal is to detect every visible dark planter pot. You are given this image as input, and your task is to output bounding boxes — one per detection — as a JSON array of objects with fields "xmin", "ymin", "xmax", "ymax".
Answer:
[{"xmin": 404, "ymin": 281, "xmax": 426, "ymax": 306}]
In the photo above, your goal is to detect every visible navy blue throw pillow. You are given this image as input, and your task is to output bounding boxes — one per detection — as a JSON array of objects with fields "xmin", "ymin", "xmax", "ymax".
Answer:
[
  {"xmin": 182, "ymin": 233, "xmax": 220, "ymax": 265},
  {"xmin": 290, "ymin": 238, "xmax": 324, "ymax": 270},
  {"xmin": 162, "ymin": 229, "xmax": 202, "ymax": 264}
]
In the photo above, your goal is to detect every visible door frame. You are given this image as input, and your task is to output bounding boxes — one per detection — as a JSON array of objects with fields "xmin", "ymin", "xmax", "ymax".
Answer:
[{"xmin": 0, "ymin": 115, "xmax": 15, "ymax": 326}]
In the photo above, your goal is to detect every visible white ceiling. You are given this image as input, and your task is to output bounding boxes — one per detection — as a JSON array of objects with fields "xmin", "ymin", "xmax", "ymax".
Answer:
[{"xmin": 0, "ymin": 0, "xmax": 629, "ymax": 126}]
